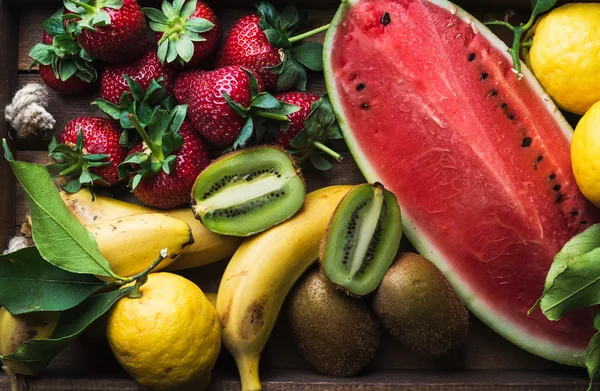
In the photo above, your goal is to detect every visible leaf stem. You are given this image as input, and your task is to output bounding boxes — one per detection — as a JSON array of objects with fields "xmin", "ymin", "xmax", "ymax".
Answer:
[
  {"xmin": 123, "ymin": 249, "xmax": 168, "ymax": 297},
  {"xmin": 313, "ymin": 141, "xmax": 342, "ymax": 161},
  {"xmin": 484, "ymin": 20, "xmax": 515, "ymax": 30},
  {"xmin": 254, "ymin": 111, "xmax": 289, "ymax": 122},
  {"xmin": 288, "ymin": 24, "xmax": 330, "ymax": 43},
  {"xmin": 127, "ymin": 114, "xmax": 164, "ymax": 162}
]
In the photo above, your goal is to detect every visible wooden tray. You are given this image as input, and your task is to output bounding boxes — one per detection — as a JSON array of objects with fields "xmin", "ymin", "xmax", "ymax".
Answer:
[{"xmin": 0, "ymin": 0, "xmax": 594, "ymax": 389}]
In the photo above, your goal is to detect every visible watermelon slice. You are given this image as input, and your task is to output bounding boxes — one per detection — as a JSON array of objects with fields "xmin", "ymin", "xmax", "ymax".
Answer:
[{"xmin": 324, "ymin": 0, "xmax": 600, "ymax": 366}]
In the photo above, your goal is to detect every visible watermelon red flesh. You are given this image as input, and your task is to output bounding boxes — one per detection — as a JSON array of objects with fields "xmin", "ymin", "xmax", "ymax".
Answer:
[{"xmin": 325, "ymin": 0, "xmax": 600, "ymax": 365}]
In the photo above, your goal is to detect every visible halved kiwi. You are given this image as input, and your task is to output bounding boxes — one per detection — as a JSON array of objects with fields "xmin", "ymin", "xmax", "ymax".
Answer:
[
  {"xmin": 191, "ymin": 147, "xmax": 305, "ymax": 236},
  {"xmin": 321, "ymin": 183, "xmax": 402, "ymax": 296}
]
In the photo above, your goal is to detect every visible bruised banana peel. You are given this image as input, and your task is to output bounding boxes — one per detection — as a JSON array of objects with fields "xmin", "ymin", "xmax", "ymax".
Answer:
[
  {"xmin": 217, "ymin": 185, "xmax": 354, "ymax": 391},
  {"xmin": 0, "ymin": 307, "xmax": 60, "ymax": 377},
  {"xmin": 59, "ymin": 190, "xmax": 243, "ymax": 271}
]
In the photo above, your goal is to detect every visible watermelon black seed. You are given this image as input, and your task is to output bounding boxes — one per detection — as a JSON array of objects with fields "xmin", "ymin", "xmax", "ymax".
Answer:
[
  {"xmin": 553, "ymin": 184, "xmax": 561, "ymax": 192},
  {"xmin": 356, "ymin": 83, "xmax": 365, "ymax": 91},
  {"xmin": 468, "ymin": 53, "xmax": 476, "ymax": 62},
  {"xmin": 480, "ymin": 72, "xmax": 489, "ymax": 81},
  {"xmin": 572, "ymin": 210, "xmax": 579, "ymax": 216},
  {"xmin": 361, "ymin": 103, "xmax": 369, "ymax": 110},
  {"xmin": 556, "ymin": 193, "xmax": 563, "ymax": 202},
  {"xmin": 581, "ymin": 220, "xmax": 588, "ymax": 225},
  {"xmin": 507, "ymin": 113, "xmax": 515, "ymax": 120},
  {"xmin": 381, "ymin": 12, "xmax": 391, "ymax": 26},
  {"xmin": 537, "ymin": 155, "xmax": 544, "ymax": 163},
  {"xmin": 489, "ymin": 89, "xmax": 498, "ymax": 97},
  {"xmin": 549, "ymin": 173, "xmax": 556, "ymax": 180},
  {"xmin": 522, "ymin": 137, "xmax": 532, "ymax": 147},
  {"xmin": 501, "ymin": 103, "xmax": 507, "ymax": 109}
]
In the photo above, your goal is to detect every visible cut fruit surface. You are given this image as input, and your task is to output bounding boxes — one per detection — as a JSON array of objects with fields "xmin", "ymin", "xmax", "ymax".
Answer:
[
  {"xmin": 324, "ymin": 0, "xmax": 600, "ymax": 365},
  {"xmin": 191, "ymin": 147, "xmax": 306, "ymax": 236},
  {"xmin": 322, "ymin": 183, "xmax": 402, "ymax": 296}
]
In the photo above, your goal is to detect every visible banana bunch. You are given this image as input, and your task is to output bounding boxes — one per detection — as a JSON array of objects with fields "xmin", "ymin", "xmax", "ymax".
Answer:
[
  {"xmin": 59, "ymin": 190, "xmax": 243, "ymax": 272},
  {"xmin": 0, "ymin": 307, "xmax": 60, "ymax": 377},
  {"xmin": 217, "ymin": 185, "xmax": 353, "ymax": 391}
]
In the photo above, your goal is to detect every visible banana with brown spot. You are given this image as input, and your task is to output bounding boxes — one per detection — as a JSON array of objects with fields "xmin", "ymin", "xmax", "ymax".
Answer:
[{"xmin": 217, "ymin": 185, "xmax": 354, "ymax": 391}]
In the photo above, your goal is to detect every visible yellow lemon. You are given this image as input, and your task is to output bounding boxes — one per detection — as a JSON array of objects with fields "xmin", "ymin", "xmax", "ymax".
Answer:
[
  {"xmin": 529, "ymin": 3, "xmax": 600, "ymax": 115},
  {"xmin": 106, "ymin": 273, "xmax": 220, "ymax": 391},
  {"xmin": 572, "ymin": 101, "xmax": 600, "ymax": 206}
]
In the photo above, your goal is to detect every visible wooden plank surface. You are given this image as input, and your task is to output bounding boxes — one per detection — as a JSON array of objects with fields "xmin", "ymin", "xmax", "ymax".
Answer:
[
  {"xmin": 0, "ymin": 0, "xmax": 19, "ymax": 249},
  {"xmin": 0, "ymin": 369, "xmax": 595, "ymax": 391}
]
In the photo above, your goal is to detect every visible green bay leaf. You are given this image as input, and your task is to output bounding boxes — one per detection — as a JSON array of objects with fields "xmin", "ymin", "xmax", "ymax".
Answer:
[
  {"xmin": 0, "ymin": 246, "xmax": 109, "ymax": 314},
  {"xmin": 3, "ymin": 141, "xmax": 117, "ymax": 278},
  {"xmin": 0, "ymin": 288, "xmax": 132, "ymax": 374}
]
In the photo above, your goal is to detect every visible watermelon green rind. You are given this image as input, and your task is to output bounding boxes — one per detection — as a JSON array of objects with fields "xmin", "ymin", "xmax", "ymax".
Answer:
[{"xmin": 324, "ymin": 0, "xmax": 585, "ymax": 366}]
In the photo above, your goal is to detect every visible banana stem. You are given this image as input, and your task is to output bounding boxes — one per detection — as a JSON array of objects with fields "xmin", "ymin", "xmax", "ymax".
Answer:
[
  {"xmin": 313, "ymin": 141, "xmax": 342, "ymax": 162},
  {"xmin": 288, "ymin": 24, "xmax": 330, "ymax": 43},
  {"xmin": 127, "ymin": 114, "xmax": 164, "ymax": 162},
  {"xmin": 235, "ymin": 354, "xmax": 262, "ymax": 391}
]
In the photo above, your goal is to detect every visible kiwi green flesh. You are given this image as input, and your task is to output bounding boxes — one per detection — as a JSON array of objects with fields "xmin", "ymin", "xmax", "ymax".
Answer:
[
  {"xmin": 287, "ymin": 268, "xmax": 381, "ymax": 377},
  {"xmin": 323, "ymin": 184, "xmax": 402, "ymax": 296},
  {"xmin": 191, "ymin": 147, "xmax": 305, "ymax": 237},
  {"xmin": 373, "ymin": 253, "xmax": 469, "ymax": 359}
]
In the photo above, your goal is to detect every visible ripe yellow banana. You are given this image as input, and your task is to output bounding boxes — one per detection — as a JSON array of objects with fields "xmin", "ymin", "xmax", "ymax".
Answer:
[
  {"xmin": 217, "ymin": 185, "xmax": 354, "ymax": 391},
  {"xmin": 89, "ymin": 213, "xmax": 193, "ymax": 277},
  {"xmin": 59, "ymin": 190, "xmax": 243, "ymax": 271},
  {"xmin": 0, "ymin": 307, "xmax": 60, "ymax": 376}
]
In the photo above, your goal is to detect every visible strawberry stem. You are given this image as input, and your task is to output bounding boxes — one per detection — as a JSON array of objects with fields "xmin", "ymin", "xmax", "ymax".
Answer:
[
  {"xmin": 59, "ymin": 161, "xmax": 84, "ymax": 176},
  {"xmin": 70, "ymin": 0, "xmax": 98, "ymax": 13},
  {"xmin": 288, "ymin": 23, "xmax": 330, "ymax": 43},
  {"xmin": 313, "ymin": 141, "xmax": 342, "ymax": 161},
  {"xmin": 127, "ymin": 114, "xmax": 164, "ymax": 162},
  {"xmin": 157, "ymin": 25, "xmax": 184, "ymax": 45},
  {"xmin": 255, "ymin": 111, "xmax": 289, "ymax": 122}
]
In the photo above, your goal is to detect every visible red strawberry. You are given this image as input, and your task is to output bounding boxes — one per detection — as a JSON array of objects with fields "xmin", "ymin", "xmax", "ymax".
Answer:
[
  {"xmin": 100, "ymin": 51, "xmax": 177, "ymax": 104},
  {"xmin": 216, "ymin": 14, "xmax": 280, "ymax": 90},
  {"xmin": 216, "ymin": 2, "xmax": 326, "ymax": 91},
  {"xmin": 145, "ymin": 0, "xmax": 221, "ymax": 69},
  {"xmin": 127, "ymin": 122, "xmax": 210, "ymax": 209},
  {"xmin": 273, "ymin": 91, "xmax": 319, "ymax": 148},
  {"xmin": 174, "ymin": 70, "xmax": 205, "ymax": 104},
  {"xmin": 64, "ymin": 0, "xmax": 147, "ymax": 64},
  {"xmin": 48, "ymin": 116, "xmax": 127, "ymax": 191},
  {"xmin": 30, "ymin": 10, "xmax": 97, "ymax": 94},
  {"xmin": 272, "ymin": 93, "xmax": 343, "ymax": 171}
]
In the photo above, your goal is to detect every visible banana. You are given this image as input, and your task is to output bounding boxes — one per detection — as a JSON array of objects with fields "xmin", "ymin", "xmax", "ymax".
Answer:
[
  {"xmin": 216, "ymin": 185, "xmax": 354, "ymax": 391},
  {"xmin": 0, "ymin": 307, "xmax": 60, "ymax": 376},
  {"xmin": 59, "ymin": 190, "xmax": 243, "ymax": 271},
  {"xmin": 89, "ymin": 213, "xmax": 193, "ymax": 277}
]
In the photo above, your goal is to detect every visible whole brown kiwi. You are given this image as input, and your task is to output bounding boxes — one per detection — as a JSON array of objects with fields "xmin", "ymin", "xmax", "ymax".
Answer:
[
  {"xmin": 373, "ymin": 252, "xmax": 469, "ymax": 359},
  {"xmin": 287, "ymin": 268, "xmax": 381, "ymax": 377}
]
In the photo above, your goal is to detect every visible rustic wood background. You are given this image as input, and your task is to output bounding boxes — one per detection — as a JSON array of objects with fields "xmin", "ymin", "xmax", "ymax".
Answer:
[{"xmin": 0, "ymin": 0, "xmax": 595, "ymax": 389}]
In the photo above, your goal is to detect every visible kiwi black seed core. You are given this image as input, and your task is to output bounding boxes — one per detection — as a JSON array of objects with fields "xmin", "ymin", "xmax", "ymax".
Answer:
[
  {"xmin": 191, "ymin": 147, "xmax": 305, "ymax": 236},
  {"xmin": 321, "ymin": 183, "xmax": 402, "ymax": 296},
  {"xmin": 287, "ymin": 268, "xmax": 381, "ymax": 377},
  {"xmin": 373, "ymin": 252, "xmax": 470, "ymax": 359}
]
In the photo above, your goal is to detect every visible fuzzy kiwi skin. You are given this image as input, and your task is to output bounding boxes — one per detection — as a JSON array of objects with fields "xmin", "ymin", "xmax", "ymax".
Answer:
[
  {"xmin": 287, "ymin": 268, "xmax": 381, "ymax": 377},
  {"xmin": 373, "ymin": 253, "xmax": 469, "ymax": 359}
]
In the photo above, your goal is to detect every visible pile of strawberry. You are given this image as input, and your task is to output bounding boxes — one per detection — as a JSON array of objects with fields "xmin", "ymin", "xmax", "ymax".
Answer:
[{"xmin": 31, "ymin": 0, "xmax": 342, "ymax": 209}]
